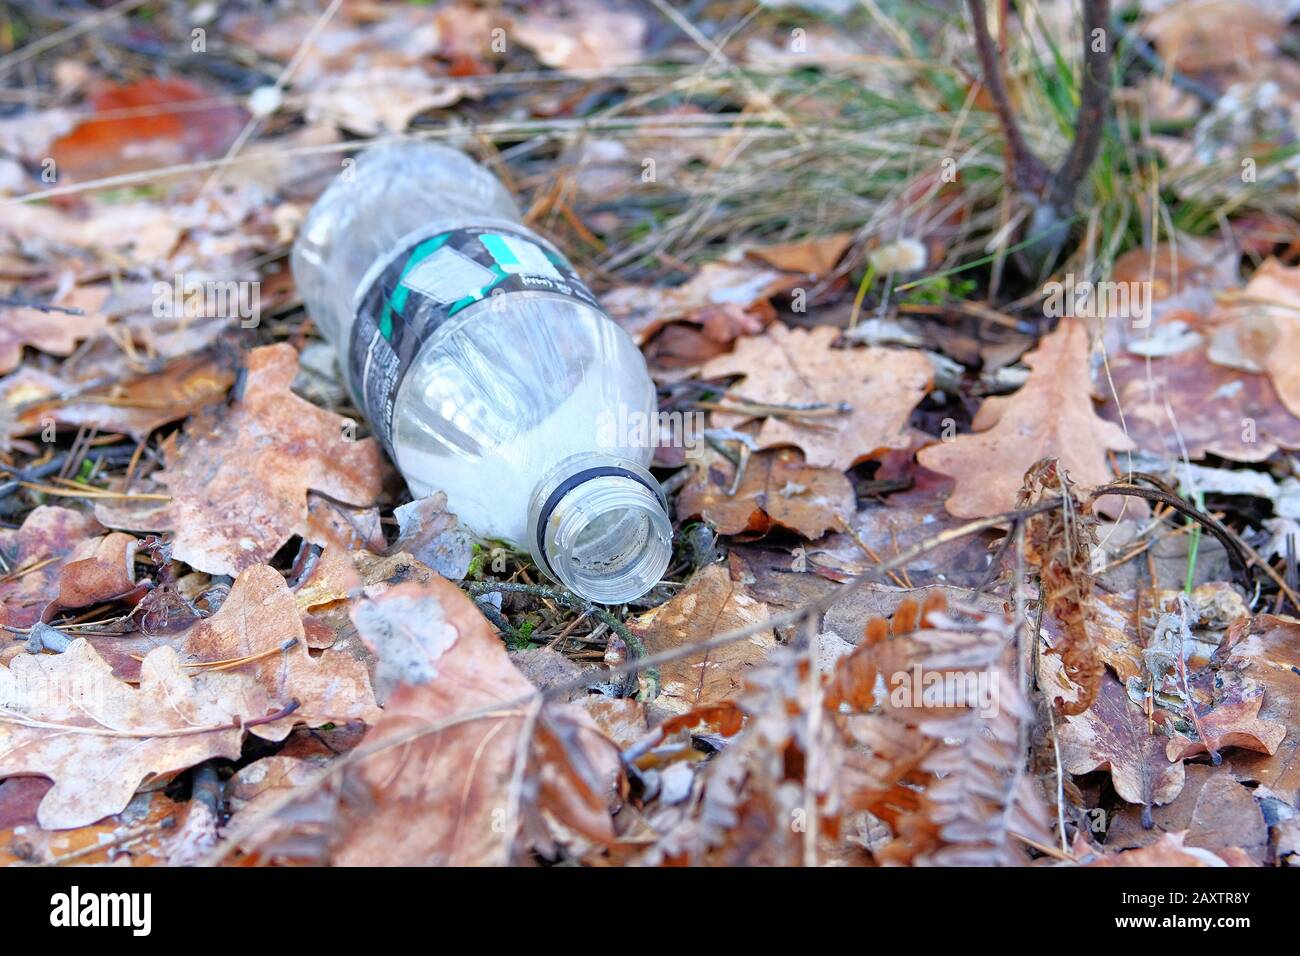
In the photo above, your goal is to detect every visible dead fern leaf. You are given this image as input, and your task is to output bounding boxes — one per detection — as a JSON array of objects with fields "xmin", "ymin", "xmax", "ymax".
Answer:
[
  {"xmin": 1019, "ymin": 458, "xmax": 1104, "ymax": 716},
  {"xmin": 876, "ymin": 610, "xmax": 1053, "ymax": 865}
]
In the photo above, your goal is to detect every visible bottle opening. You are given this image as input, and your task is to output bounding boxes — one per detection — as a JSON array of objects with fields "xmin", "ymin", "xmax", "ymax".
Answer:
[{"xmin": 530, "ymin": 460, "xmax": 672, "ymax": 604}]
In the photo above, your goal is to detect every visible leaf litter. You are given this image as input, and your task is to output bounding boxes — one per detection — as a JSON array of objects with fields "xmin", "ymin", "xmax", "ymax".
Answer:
[{"xmin": 0, "ymin": 0, "xmax": 1298, "ymax": 871}]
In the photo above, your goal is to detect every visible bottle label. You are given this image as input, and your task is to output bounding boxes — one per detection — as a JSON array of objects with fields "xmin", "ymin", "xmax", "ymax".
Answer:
[{"xmin": 349, "ymin": 225, "xmax": 601, "ymax": 454}]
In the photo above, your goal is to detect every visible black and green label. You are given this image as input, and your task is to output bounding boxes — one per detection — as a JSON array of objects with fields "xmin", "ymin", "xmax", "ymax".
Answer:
[{"xmin": 349, "ymin": 226, "xmax": 599, "ymax": 454}]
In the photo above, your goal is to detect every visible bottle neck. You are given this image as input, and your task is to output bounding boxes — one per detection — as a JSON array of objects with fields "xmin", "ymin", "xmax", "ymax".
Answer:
[{"xmin": 528, "ymin": 454, "xmax": 672, "ymax": 604}]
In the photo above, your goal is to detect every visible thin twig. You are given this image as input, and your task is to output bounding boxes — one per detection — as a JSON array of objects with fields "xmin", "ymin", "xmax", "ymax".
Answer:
[
  {"xmin": 0, "ymin": 294, "xmax": 85, "ymax": 315},
  {"xmin": 0, "ymin": 700, "xmax": 299, "ymax": 738},
  {"xmin": 965, "ymin": 0, "xmax": 1050, "ymax": 195},
  {"xmin": 1046, "ymin": 0, "xmax": 1113, "ymax": 216}
]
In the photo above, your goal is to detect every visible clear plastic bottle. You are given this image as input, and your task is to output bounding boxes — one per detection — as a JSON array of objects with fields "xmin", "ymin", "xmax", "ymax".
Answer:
[{"xmin": 292, "ymin": 142, "xmax": 672, "ymax": 604}]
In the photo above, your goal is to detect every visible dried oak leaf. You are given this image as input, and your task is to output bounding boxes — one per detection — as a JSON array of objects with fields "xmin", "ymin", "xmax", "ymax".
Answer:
[
  {"xmin": 1206, "ymin": 258, "xmax": 1300, "ymax": 420},
  {"xmin": 1109, "ymin": 238, "xmax": 1241, "ymax": 329},
  {"xmin": 511, "ymin": 1, "xmax": 647, "ymax": 72},
  {"xmin": 1144, "ymin": 0, "xmax": 1285, "ymax": 76},
  {"xmin": 0, "ymin": 506, "xmax": 99, "ymax": 628},
  {"xmin": 1106, "ymin": 764, "xmax": 1269, "ymax": 863},
  {"xmin": 742, "ymin": 233, "xmax": 855, "ymax": 276},
  {"xmin": 603, "ymin": 262, "xmax": 801, "ymax": 347},
  {"xmin": 179, "ymin": 563, "xmax": 379, "ymax": 740},
  {"xmin": 49, "ymin": 531, "xmax": 139, "ymax": 618},
  {"xmin": 1100, "ymin": 340, "xmax": 1300, "ymax": 463},
  {"xmin": 2, "ymin": 349, "xmax": 237, "ymax": 441},
  {"xmin": 333, "ymin": 576, "xmax": 620, "ymax": 865},
  {"xmin": 0, "ymin": 790, "xmax": 181, "ymax": 866},
  {"xmin": 1218, "ymin": 616, "xmax": 1300, "ymax": 802},
  {"xmin": 918, "ymin": 318, "xmax": 1134, "ymax": 518},
  {"xmin": 304, "ymin": 66, "xmax": 468, "ymax": 136},
  {"xmin": 0, "ymin": 284, "xmax": 108, "ymax": 374},
  {"xmin": 701, "ymin": 323, "xmax": 933, "ymax": 470},
  {"xmin": 1059, "ymin": 672, "xmax": 1186, "ymax": 813},
  {"xmin": 1084, "ymin": 829, "xmax": 1253, "ymax": 867},
  {"xmin": 0, "ymin": 640, "xmax": 273, "ymax": 829},
  {"xmin": 676, "ymin": 446, "xmax": 854, "ymax": 538},
  {"xmin": 0, "ymin": 506, "xmax": 137, "ymax": 629},
  {"xmin": 95, "ymin": 343, "xmax": 386, "ymax": 576},
  {"xmin": 1166, "ymin": 669, "xmax": 1286, "ymax": 763},
  {"xmin": 629, "ymin": 562, "xmax": 776, "ymax": 718},
  {"xmin": 50, "ymin": 77, "xmax": 248, "ymax": 181}
]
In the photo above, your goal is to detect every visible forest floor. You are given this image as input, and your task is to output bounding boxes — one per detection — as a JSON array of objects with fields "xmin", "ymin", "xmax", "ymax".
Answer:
[{"xmin": 0, "ymin": 0, "xmax": 1298, "ymax": 869}]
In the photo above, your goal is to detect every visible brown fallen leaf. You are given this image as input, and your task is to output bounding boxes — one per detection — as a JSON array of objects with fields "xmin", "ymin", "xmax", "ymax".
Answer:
[
  {"xmin": 742, "ymin": 233, "xmax": 855, "ymax": 277},
  {"xmin": 583, "ymin": 697, "xmax": 648, "ymax": 750},
  {"xmin": 1106, "ymin": 764, "xmax": 1270, "ymax": 864},
  {"xmin": 293, "ymin": 545, "xmax": 363, "ymax": 614},
  {"xmin": 0, "ymin": 789, "xmax": 181, "ymax": 866},
  {"xmin": 49, "ymin": 530, "xmax": 139, "ymax": 618},
  {"xmin": 512, "ymin": 1, "xmax": 647, "ymax": 71},
  {"xmin": 1100, "ymin": 338, "xmax": 1300, "ymax": 463},
  {"xmin": 304, "ymin": 66, "xmax": 468, "ymax": 135},
  {"xmin": 1206, "ymin": 258, "xmax": 1300, "ymax": 420},
  {"xmin": 918, "ymin": 318, "xmax": 1134, "ymax": 517},
  {"xmin": 1109, "ymin": 239, "xmax": 1241, "ymax": 329},
  {"xmin": 1, "ymin": 202, "xmax": 181, "ymax": 269},
  {"xmin": 50, "ymin": 77, "xmax": 248, "ymax": 182},
  {"xmin": 676, "ymin": 446, "xmax": 855, "ymax": 538},
  {"xmin": 701, "ymin": 323, "xmax": 933, "ymax": 470},
  {"xmin": 1218, "ymin": 616, "xmax": 1300, "ymax": 802},
  {"xmin": 2, "ymin": 349, "xmax": 237, "ymax": 442},
  {"xmin": 179, "ymin": 564, "xmax": 379, "ymax": 740},
  {"xmin": 95, "ymin": 343, "xmax": 387, "ymax": 576},
  {"xmin": 333, "ymin": 577, "xmax": 621, "ymax": 865},
  {"xmin": 603, "ymin": 262, "xmax": 801, "ymax": 347},
  {"xmin": 227, "ymin": 754, "xmax": 328, "ymax": 821},
  {"xmin": 1166, "ymin": 669, "xmax": 1286, "ymax": 763},
  {"xmin": 1059, "ymin": 671, "xmax": 1186, "ymax": 813},
  {"xmin": 0, "ymin": 284, "xmax": 109, "ymax": 375},
  {"xmin": 0, "ymin": 640, "xmax": 277, "ymax": 829},
  {"xmin": 1143, "ymin": 0, "xmax": 1285, "ymax": 77},
  {"xmin": 1084, "ymin": 829, "xmax": 1253, "ymax": 866},
  {"xmin": 812, "ymin": 470, "xmax": 998, "ymax": 590},
  {"xmin": 305, "ymin": 494, "xmax": 387, "ymax": 554},
  {"xmin": 0, "ymin": 505, "xmax": 110, "ymax": 629},
  {"xmin": 629, "ymin": 562, "xmax": 776, "ymax": 718}
]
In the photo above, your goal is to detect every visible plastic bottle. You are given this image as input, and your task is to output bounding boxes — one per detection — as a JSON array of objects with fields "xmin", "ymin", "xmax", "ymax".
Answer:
[{"xmin": 292, "ymin": 142, "xmax": 672, "ymax": 604}]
